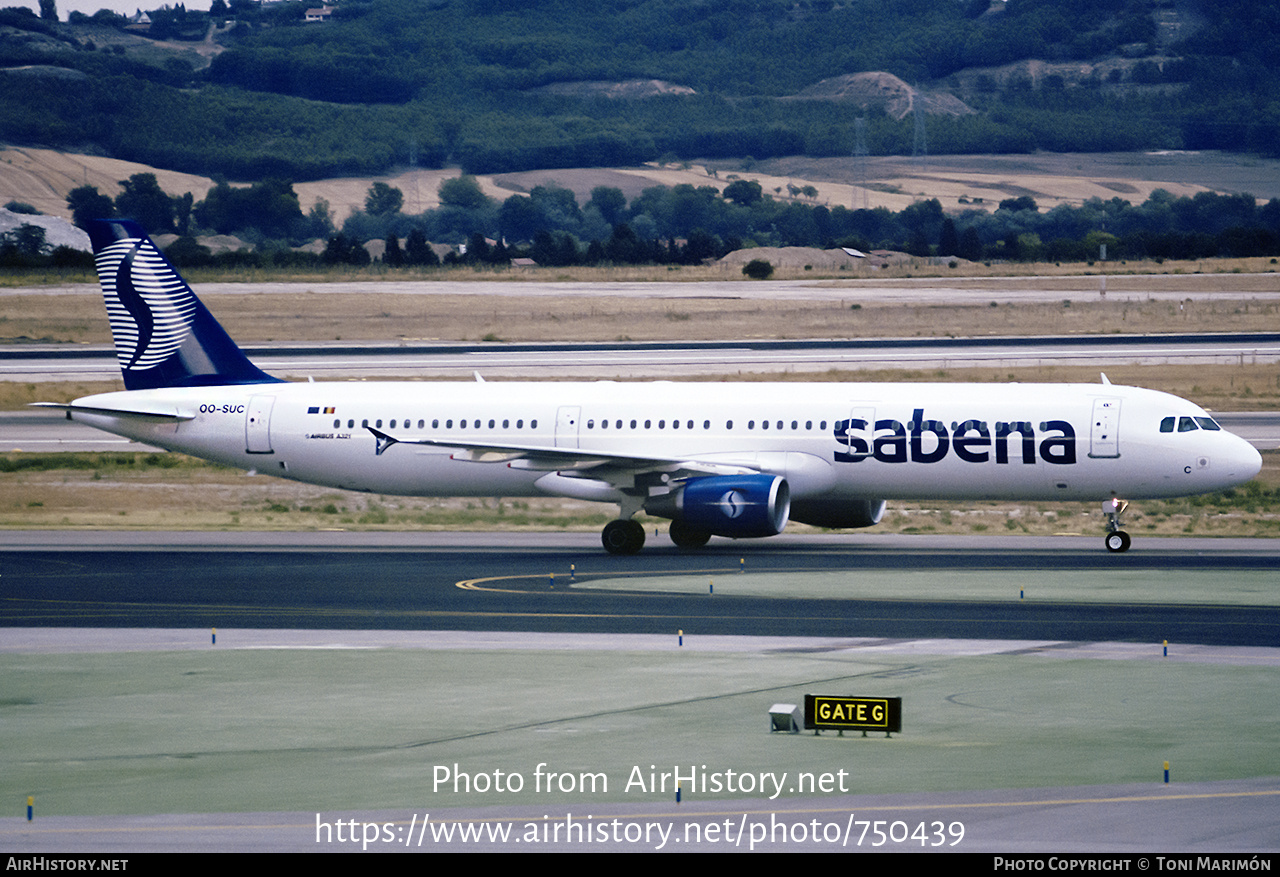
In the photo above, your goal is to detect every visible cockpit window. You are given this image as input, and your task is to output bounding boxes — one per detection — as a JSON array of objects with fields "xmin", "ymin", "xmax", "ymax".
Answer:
[{"xmin": 1162, "ymin": 415, "xmax": 1221, "ymax": 434}]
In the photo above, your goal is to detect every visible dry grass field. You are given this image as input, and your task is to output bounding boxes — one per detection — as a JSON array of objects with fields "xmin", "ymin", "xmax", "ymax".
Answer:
[
  {"xmin": 5, "ymin": 146, "xmax": 1274, "ymax": 226},
  {"xmin": 4, "ymin": 268, "xmax": 1280, "ymax": 348},
  {"xmin": 1, "ymin": 447, "xmax": 1275, "ymax": 537}
]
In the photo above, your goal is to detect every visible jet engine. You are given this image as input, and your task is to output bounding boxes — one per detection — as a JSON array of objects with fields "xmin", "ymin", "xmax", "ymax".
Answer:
[
  {"xmin": 788, "ymin": 498, "xmax": 886, "ymax": 529},
  {"xmin": 645, "ymin": 473, "xmax": 790, "ymax": 539}
]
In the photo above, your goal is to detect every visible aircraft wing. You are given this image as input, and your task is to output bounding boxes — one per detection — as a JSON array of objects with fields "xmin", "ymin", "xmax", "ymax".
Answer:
[{"xmin": 367, "ymin": 427, "xmax": 757, "ymax": 480}]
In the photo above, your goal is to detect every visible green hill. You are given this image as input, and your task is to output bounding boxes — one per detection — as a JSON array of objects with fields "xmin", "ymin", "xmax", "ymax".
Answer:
[{"xmin": 1, "ymin": 0, "xmax": 1277, "ymax": 180}]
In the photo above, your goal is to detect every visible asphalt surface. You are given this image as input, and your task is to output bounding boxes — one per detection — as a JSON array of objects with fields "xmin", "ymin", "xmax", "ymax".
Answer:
[
  {"xmin": 5, "ymin": 333, "xmax": 1280, "ymax": 381},
  {"xmin": 3, "ymin": 532, "xmax": 1278, "ymax": 645},
  {"xmin": 6, "ymin": 274, "xmax": 1280, "ymax": 302}
]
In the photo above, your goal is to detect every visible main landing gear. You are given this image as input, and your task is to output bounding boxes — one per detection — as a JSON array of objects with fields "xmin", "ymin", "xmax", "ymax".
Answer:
[
  {"xmin": 668, "ymin": 518, "xmax": 711, "ymax": 549},
  {"xmin": 602, "ymin": 519, "xmax": 646, "ymax": 555},
  {"xmin": 601, "ymin": 518, "xmax": 712, "ymax": 554},
  {"xmin": 1104, "ymin": 498, "xmax": 1131, "ymax": 553}
]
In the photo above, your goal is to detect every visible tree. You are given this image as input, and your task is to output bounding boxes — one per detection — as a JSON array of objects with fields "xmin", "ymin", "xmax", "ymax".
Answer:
[
  {"xmin": 906, "ymin": 228, "xmax": 932, "ymax": 257},
  {"xmin": 438, "ymin": 175, "xmax": 490, "ymax": 210},
  {"xmin": 464, "ymin": 231, "xmax": 490, "ymax": 263},
  {"xmin": 323, "ymin": 234, "xmax": 371, "ymax": 266},
  {"xmin": 8, "ymin": 223, "xmax": 47, "ymax": 256},
  {"xmin": 195, "ymin": 179, "xmax": 303, "ymax": 240},
  {"xmin": 529, "ymin": 185, "xmax": 581, "ymax": 234},
  {"xmin": 384, "ymin": 234, "xmax": 404, "ymax": 266},
  {"xmin": 587, "ymin": 186, "xmax": 627, "ymax": 226},
  {"xmin": 938, "ymin": 217, "xmax": 960, "ymax": 257},
  {"xmin": 998, "ymin": 196, "xmax": 1038, "ymax": 213},
  {"xmin": 115, "ymin": 174, "xmax": 175, "ymax": 234},
  {"xmin": 365, "ymin": 182, "xmax": 404, "ymax": 216},
  {"xmin": 38, "ymin": 0, "xmax": 55, "ymax": 21},
  {"xmin": 303, "ymin": 199, "xmax": 335, "ymax": 240},
  {"xmin": 404, "ymin": 228, "xmax": 438, "ymax": 266},
  {"xmin": 165, "ymin": 236, "xmax": 212, "ymax": 268},
  {"xmin": 66, "ymin": 185, "xmax": 116, "ymax": 231},
  {"xmin": 499, "ymin": 194, "xmax": 543, "ymax": 243},
  {"xmin": 742, "ymin": 258, "xmax": 774, "ymax": 279},
  {"xmin": 723, "ymin": 179, "xmax": 763, "ymax": 207},
  {"xmin": 604, "ymin": 223, "xmax": 643, "ymax": 264}
]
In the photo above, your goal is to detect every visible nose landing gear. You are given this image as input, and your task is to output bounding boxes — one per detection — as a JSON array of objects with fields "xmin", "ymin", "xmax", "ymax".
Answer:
[{"xmin": 1104, "ymin": 498, "xmax": 1131, "ymax": 553}]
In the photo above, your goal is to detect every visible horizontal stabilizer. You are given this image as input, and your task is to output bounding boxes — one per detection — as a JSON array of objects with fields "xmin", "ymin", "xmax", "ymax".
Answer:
[{"xmin": 31, "ymin": 401, "xmax": 196, "ymax": 422}]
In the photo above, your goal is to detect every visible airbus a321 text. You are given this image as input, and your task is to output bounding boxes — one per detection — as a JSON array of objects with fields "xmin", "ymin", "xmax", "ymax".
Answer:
[{"xmin": 40, "ymin": 220, "xmax": 1263, "ymax": 555}]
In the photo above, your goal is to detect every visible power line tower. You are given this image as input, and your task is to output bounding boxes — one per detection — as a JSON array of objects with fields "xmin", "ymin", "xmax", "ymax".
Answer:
[
  {"xmin": 853, "ymin": 116, "xmax": 868, "ymax": 210},
  {"xmin": 408, "ymin": 137, "xmax": 420, "ymax": 213},
  {"xmin": 912, "ymin": 92, "xmax": 927, "ymax": 173}
]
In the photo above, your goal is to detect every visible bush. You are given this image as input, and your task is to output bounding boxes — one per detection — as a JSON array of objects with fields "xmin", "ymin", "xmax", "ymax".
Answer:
[{"xmin": 742, "ymin": 259, "xmax": 774, "ymax": 279}]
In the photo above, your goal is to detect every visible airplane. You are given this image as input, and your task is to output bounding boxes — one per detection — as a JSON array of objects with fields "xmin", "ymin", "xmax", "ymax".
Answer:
[{"xmin": 38, "ymin": 219, "xmax": 1263, "ymax": 555}]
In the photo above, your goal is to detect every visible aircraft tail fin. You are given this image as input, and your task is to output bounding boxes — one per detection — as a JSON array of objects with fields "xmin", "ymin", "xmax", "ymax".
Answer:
[{"xmin": 88, "ymin": 219, "xmax": 281, "ymax": 391}]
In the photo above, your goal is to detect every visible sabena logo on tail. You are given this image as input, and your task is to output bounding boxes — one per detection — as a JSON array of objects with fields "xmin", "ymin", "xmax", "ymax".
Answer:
[
  {"xmin": 87, "ymin": 219, "xmax": 280, "ymax": 391},
  {"xmin": 96, "ymin": 235, "xmax": 198, "ymax": 372}
]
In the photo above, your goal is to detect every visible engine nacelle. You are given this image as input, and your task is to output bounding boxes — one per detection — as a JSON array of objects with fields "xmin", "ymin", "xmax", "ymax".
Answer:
[
  {"xmin": 789, "ymin": 498, "xmax": 886, "ymax": 529},
  {"xmin": 645, "ymin": 474, "xmax": 790, "ymax": 538}
]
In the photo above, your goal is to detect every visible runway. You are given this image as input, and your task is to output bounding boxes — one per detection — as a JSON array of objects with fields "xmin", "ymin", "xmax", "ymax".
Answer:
[
  {"xmin": 6, "ymin": 274, "xmax": 1280, "ymax": 303},
  {"xmin": 3, "ymin": 532, "xmax": 1277, "ymax": 645},
  {"xmin": 5, "ymin": 332, "xmax": 1280, "ymax": 381}
]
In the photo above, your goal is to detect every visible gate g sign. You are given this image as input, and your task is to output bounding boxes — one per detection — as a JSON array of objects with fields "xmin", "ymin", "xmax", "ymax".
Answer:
[{"xmin": 805, "ymin": 695, "xmax": 901, "ymax": 733}]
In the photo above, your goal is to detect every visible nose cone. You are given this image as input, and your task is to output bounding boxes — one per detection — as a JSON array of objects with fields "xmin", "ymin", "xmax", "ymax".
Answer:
[{"xmin": 1226, "ymin": 434, "xmax": 1263, "ymax": 484}]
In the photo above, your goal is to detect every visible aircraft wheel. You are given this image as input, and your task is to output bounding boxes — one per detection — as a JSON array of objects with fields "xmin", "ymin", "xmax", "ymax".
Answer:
[
  {"xmin": 1105, "ymin": 530, "xmax": 1131, "ymax": 553},
  {"xmin": 602, "ymin": 519, "xmax": 645, "ymax": 555},
  {"xmin": 669, "ymin": 519, "xmax": 711, "ymax": 549}
]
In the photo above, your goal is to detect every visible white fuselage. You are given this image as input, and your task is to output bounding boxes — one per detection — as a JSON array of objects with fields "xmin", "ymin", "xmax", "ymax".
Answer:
[{"xmin": 68, "ymin": 379, "xmax": 1262, "ymax": 505}]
